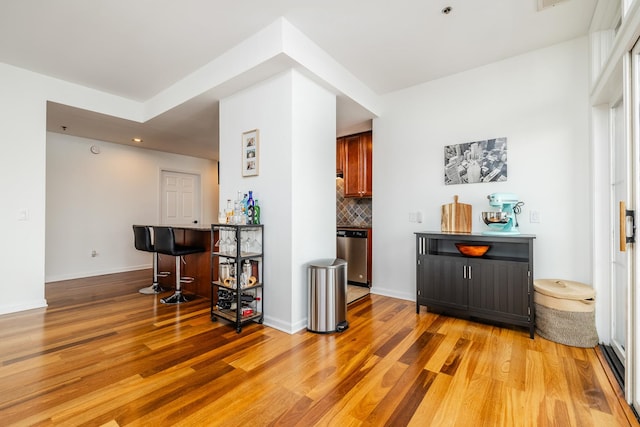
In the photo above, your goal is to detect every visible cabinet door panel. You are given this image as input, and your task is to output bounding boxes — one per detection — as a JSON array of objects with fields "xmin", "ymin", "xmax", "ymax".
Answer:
[
  {"xmin": 336, "ymin": 137, "xmax": 345, "ymax": 175},
  {"xmin": 343, "ymin": 132, "xmax": 372, "ymax": 198},
  {"xmin": 423, "ymin": 255, "xmax": 468, "ymax": 310},
  {"xmin": 361, "ymin": 131, "xmax": 373, "ymax": 197},
  {"xmin": 468, "ymin": 260, "xmax": 529, "ymax": 318},
  {"xmin": 343, "ymin": 135, "xmax": 362, "ymax": 197},
  {"xmin": 417, "ymin": 254, "xmax": 427, "ymax": 307}
]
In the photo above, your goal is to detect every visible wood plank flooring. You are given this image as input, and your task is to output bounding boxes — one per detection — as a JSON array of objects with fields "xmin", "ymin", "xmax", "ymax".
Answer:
[{"xmin": 0, "ymin": 269, "xmax": 637, "ymax": 426}]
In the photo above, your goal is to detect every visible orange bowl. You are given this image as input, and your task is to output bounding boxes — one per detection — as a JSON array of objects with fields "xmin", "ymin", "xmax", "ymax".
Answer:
[{"xmin": 455, "ymin": 243, "xmax": 490, "ymax": 257}]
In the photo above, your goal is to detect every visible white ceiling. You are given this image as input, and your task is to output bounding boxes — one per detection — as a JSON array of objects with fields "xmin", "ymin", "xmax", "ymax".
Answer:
[{"xmin": 1, "ymin": 0, "xmax": 597, "ymax": 160}]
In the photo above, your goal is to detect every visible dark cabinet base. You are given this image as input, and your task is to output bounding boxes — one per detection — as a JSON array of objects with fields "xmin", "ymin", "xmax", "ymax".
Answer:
[{"xmin": 416, "ymin": 232, "xmax": 535, "ymax": 339}]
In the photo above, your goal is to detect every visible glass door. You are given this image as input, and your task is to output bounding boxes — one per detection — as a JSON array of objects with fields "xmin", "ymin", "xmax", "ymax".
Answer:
[
  {"xmin": 611, "ymin": 97, "xmax": 628, "ymax": 370},
  {"xmin": 630, "ymin": 38, "xmax": 640, "ymax": 409}
]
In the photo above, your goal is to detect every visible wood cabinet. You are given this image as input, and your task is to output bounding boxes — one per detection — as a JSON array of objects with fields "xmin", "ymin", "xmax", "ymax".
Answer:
[
  {"xmin": 336, "ymin": 136, "xmax": 345, "ymax": 175},
  {"xmin": 157, "ymin": 227, "xmax": 212, "ymax": 298},
  {"xmin": 418, "ymin": 254, "xmax": 468, "ymax": 311},
  {"xmin": 416, "ymin": 232, "xmax": 535, "ymax": 338},
  {"xmin": 342, "ymin": 131, "xmax": 372, "ymax": 197}
]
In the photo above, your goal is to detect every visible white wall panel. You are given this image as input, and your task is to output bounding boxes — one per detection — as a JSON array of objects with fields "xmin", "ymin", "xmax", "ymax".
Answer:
[
  {"xmin": 45, "ymin": 133, "xmax": 217, "ymax": 282},
  {"xmin": 0, "ymin": 64, "xmax": 48, "ymax": 314},
  {"xmin": 373, "ymin": 37, "xmax": 591, "ymax": 303}
]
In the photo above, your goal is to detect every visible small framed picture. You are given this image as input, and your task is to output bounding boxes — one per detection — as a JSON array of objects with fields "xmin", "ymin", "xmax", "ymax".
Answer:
[{"xmin": 242, "ymin": 129, "xmax": 259, "ymax": 177}]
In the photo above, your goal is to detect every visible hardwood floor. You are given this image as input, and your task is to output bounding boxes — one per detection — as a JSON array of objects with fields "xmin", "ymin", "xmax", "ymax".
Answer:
[{"xmin": 0, "ymin": 269, "xmax": 637, "ymax": 426}]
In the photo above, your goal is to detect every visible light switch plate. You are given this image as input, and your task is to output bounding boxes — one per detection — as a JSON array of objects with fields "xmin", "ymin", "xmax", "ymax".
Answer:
[{"xmin": 529, "ymin": 210, "xmax": 540, "ymax": 223}]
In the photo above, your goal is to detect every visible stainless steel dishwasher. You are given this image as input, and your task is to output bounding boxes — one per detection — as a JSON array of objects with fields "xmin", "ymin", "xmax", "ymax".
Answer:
[{"xmin": 336, "ymin": 229, "xmax": 368, "ymax": 285}]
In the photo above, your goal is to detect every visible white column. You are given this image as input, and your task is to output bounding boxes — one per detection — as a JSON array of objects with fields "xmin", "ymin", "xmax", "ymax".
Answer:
[{"xmin": 219, "ymin": 69, "xmax": 336, "ymax": 333}]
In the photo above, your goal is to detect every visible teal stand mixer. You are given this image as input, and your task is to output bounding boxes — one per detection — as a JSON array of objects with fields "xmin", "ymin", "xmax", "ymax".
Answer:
[{"xmin": 481, "ymin": 193, "xmax": 524, "ymax": 235}]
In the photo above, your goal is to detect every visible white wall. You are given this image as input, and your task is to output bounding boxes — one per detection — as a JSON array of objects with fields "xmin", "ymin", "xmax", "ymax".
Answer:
[
  {"xmin": 0, "ymin": 64, "xmax": 48, "ymax": 314},
  {"xmin": 219, "ymin": 70, "xmax": 336, "ymax": 333},
  {"xmin": 290, "ymin": 71, "xmax": 337, "ymax": 326},
  {"xmin": 373, "ymin": 37, "xmax": 591, "ymax": 302},
  {"xmin": 0, "ymin": 62, "xmax": 148, "ymax": 315},
  {"xmin": 46, "ymin": 132, "xmax": 218, "ymax": 282}
]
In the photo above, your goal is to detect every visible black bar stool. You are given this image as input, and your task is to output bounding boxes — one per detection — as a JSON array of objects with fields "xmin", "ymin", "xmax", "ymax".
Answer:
[
  {"xmin": 132, "ymin": 225, "xmax": 169, "ymax": 294},
  {"xmin": 153, "ymin": 226, "xmax": 205, "ymax": 304}
]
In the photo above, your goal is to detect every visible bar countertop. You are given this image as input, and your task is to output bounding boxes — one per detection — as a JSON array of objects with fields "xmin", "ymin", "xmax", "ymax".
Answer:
[{"xmin": 144, "ymin": 225, "xmax": 211, "ymax": 232}]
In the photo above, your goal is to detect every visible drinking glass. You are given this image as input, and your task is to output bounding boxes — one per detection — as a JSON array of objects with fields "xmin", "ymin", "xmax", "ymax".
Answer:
[
  {"xmin": 229, "ymin": 235, "xmax": 237, "ymax": 256},
  {"xmin": 222, "ymin": 231, "xmax": 233, "ymax": 255},
  {"xmin": 214, "ymin": 228, "xmax": 222, "ymax": 250},
  {"xmin": 250, "ymin": 230, "xmax": 262, "ymax": 253}
]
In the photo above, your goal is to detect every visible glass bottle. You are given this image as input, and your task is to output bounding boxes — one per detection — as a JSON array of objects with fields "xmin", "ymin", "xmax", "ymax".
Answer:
[
  {"xmin": 241, "ymin": 193, "xmax": 248, "ymax": 214},
  {"xmin": 253, "ymin": 199, "xmax": 260, "ymax": 224},
  {"xmin": 225, "ymin": 199, "xmax": 233, "ymax": 224},
  {"xmin": 234, "ymin": 192, "xmax": 244, "ymax": 224},
  {"xmin": 247, "ymin": 191, "xmax": 255, "ymax": 224}
]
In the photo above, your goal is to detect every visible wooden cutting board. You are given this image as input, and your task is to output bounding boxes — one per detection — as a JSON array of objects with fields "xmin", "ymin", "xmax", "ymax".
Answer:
[{"xmin": 441, "ymin": 195, "xmax": 472, "ymax": 233}]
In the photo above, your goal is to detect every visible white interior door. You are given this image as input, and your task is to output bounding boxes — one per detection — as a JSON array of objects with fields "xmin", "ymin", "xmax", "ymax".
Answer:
[{"xmin": 160, "ymin": 170, "xmax": 201, "ymax": 225}]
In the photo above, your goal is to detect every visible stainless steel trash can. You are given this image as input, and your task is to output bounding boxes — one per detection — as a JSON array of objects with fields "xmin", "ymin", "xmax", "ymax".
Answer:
[{"xmin": 307, "ymin": 258, "xmax": 349, "ymax": 333}]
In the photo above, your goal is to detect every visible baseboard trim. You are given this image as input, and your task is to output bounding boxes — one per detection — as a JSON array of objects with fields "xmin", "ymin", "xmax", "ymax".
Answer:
[
  {"xmin": 45, "ymin": 264, "xmax": 151, "ymax": 283},
  {"xmin": 0, "ymin": 299, "xmax": 48, "ymax": 316}
]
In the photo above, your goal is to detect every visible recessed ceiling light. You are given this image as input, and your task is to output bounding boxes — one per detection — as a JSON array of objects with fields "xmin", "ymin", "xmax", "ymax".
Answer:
[
  {"xmin": 441, "ymin": 6, "xmax": 452, "ymax": 14},
  {"xmin": 132, "ymin": 137, "xmax": 143, "ymax": 143}
]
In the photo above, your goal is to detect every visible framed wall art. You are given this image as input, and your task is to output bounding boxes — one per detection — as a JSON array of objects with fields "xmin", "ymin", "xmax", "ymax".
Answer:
[
  {"xmin": 242, "ymin": 129, "xmax": 259, "ymax": 177},
  {"xmin": 444, "ymin": 137, "xmax": 507, "ymax": 185}
]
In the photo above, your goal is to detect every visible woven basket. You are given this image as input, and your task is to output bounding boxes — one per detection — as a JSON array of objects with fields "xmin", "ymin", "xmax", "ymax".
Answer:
[
  {"xmin": 534, "ymin": 279, "xmax": 598, "ymax": 348},
  {"xmin": 534, "ymin": 303, "xmax": 598, "ymax": 348}
]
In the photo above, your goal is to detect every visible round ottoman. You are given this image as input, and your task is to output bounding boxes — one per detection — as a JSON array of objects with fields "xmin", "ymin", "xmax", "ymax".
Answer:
[{"xmin": 534, "ymin": 279, "xmax": 598, "ymax": 348}]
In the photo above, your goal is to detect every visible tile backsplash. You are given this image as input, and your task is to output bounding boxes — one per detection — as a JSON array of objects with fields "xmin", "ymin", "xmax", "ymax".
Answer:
[{"xmin": 336, "ymin": 177, "xmax": 372, "ymax": 227}]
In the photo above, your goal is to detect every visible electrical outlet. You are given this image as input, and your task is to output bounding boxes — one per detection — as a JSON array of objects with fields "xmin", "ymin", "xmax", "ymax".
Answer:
[
  {"xmin": 530, "ymin": 210, "xmax": 540, "ymax": 223},
  {"xmin": 408, "ymin": 212, "xmax": 423, "ymax": 223},
  {"xmin": 17, "ymin": 209, "xmax": 29, "ymax": 221}
]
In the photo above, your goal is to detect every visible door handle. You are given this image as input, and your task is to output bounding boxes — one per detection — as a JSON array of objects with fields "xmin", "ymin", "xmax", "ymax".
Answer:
[
  {"xmin": 620, "ymin": 201, "xmax": 635, "ymax": 252},
  {"xmin": 193, "ymin": 220, "xmax": 198, "ymax": 224}
]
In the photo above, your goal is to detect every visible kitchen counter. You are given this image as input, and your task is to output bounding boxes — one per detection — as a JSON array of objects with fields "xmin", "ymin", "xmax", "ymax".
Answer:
[
  {"xmin": 153, "ymin": 225, "xmax": 212, "ymax": 232},
  {"xmin": 147, "ymin": 225, "xmax": 212, "ymax": 299},
  {"xmin": 337, "ymin": 225, "xmax": 372, "ymax": 230}
]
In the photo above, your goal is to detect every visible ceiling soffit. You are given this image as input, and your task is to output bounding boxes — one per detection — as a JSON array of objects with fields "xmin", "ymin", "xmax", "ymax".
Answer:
[{"xmin": 47, "ymin": 18, "xmax": 379, "ymax": 160}]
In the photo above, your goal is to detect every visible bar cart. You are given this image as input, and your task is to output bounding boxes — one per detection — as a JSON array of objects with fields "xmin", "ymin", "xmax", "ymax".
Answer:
[{"xmin": 211, "ymin": 224, "xmax": 263, "ymax": 333}]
